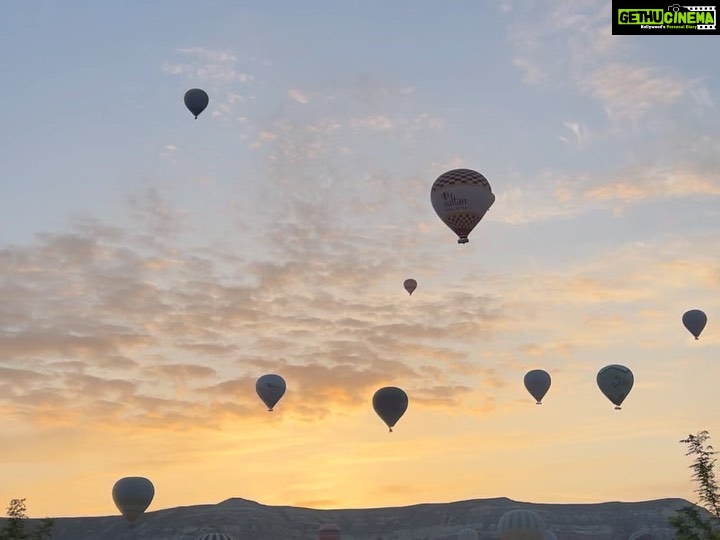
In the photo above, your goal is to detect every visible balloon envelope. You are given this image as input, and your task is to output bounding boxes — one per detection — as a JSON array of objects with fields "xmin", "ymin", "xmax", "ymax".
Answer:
[
  {"xmin": 256, "ymin": 374, "xmax": 286, "ymax": 411},
  {"xmin": 430, "ymin": 169, "xmax": 496, "ymax": 244},
  {"xmin": 372, "ymin": 387, "xmax": 408, "ymax": 432},
  {"xmin": 596, "ymin": 364, "xmax": 634, "ymax": 410},
  {"xmin": 318, "ymin": 523, "xmax": 341, "ymax": 540},
  {"xmin": 112, "ymin": 476, "xmax": 154, "ymax": 523},
  {"xmin": 497, "ymin": 509, "xmax": 546, "ymax": 540},
  {"xmin": 403, "ymin": 279, "xmax": 417, "ymax": 295},
  {"xmin": 524, "ymin": 369, "xmax": 551, "ymax": 404},
  {"xmin": 628, "ymin": 530, "xmax": 653, "ymax": 540},
  {"xmin": 458, "ymin": 528, "xmax": 479, "ymax": 540},
  {"xmin": 184, "ymin": 88, "xmax": 209, "ymax": 119},
  {"xmin": 197, "ymin": 534, "xmax": 237, "ymax": 540},
  {"xmin": 682, "ymin": 309, "xmax": 707, "ymax": 340}
]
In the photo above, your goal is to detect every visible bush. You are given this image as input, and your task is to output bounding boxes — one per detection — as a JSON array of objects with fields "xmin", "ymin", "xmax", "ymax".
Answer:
[
  {"xmin": 0, "ymin": 499, "xmax": 53, "ymax": 540},
  {"xmin": 669, "ymin": 431, "xmax": 720, "ymax": 539}
]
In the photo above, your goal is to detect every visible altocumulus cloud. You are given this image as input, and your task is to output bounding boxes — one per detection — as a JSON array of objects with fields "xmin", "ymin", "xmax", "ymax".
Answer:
[{"xmin": 0, "ymin": 188, "xmax": 513, "ymax": 435}]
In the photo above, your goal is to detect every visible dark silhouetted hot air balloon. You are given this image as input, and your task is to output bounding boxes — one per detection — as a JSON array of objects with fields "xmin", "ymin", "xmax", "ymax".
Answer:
[
  {"xmin": 372, "ymin": 387, "xmax": 408, "ymax": 433},
  {"xmin": 597, "ymin": 364, "xmax": 634, "ymax": 410},
  {"xmin": 682, "ymin": 309, "xmax": 707, "ymax": 340},
  {"xmin": 184, "ymin": 88, "xmax": 209, "ymax": 119},
  {"xmin": 112, "ymin": 476, "xmax": 154, "ymax": 524},
  {"xmin": 524, "ymin": 369, "xmax": 551, "ymax": 405},
  {"xmin": 403, "ymin": 279, "xmax": 417, "ymax": 295},
  {"xmin": 256, "ymin": 374, "xmax": 286, "ymax": 411}
]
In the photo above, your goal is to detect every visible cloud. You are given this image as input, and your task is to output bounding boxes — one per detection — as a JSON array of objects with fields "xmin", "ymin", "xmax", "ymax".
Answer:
[
  {"xmin": 162, "ymin": 47, "xmax": 266, "ymax": 123},
  {"xmin": 579, "ymin": 63, "xmax": 687, "ymax": 123},
  {"xmin": 349, "ymin": 115, "xmax": 395, "ymax": 132},
  {"xmin": 498, "ymin": 0, "xmax": 708, "ymax": 125},
  {"xmin": 561, "ymin": 121, "xmax": 585, "ymax": 146},
  {"xmin": 288, "ymin": 88, "xmax": 309, "ymax": 104},
  {"xmin": 162, "ymin": 47, "xmax": 255, "ymax": 85},
  {"xmin": 0, "ymin": 184, "xmax": 519, "ymax": 434},
  {"xmin": 488, "ymin": 160, "xmax": 720, "ymax": 225}
]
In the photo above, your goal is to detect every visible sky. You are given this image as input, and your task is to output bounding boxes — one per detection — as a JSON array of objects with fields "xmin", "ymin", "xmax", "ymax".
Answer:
[{"xmin": 1, "ymin": 0, "xmax": 719, "ymax": 520}]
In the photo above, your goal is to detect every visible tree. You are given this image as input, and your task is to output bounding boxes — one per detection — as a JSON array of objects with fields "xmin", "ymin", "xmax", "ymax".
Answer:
[
  {"xmin": 669, "ymin": 431, "xmax": 720, "ymax": 539},
  {"xmin": 0, "ymin": 499, "xmax": 53, "ymax": 540}
]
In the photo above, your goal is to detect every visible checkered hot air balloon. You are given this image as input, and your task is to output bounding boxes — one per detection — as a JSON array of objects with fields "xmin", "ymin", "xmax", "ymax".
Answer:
[
  {"xmin": 497, "ymin": 509, "xmax": 546, "ymax": 540},
  {"xmin": 430, "ymin": 168, "xmax": 495, "ymax": 244},
  {"xmin": 197, "ymin": 534, "xmax": 237, "ymax": 540}
]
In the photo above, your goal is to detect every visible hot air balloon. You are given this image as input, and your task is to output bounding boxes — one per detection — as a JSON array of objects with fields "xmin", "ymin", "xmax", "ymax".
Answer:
[
  {"xmin": 430, "ymin": 168, "xmax": 496, "ymax": 244},
  {"xmin": 372, "ymin": 387, "xmax": 408, "ymax": 433},
  {"xmin": 318, "ymin": 523, "xmax": 341, "ymax": 540},
  {"xmin": 596, "ymin": 364, "xmax": 634, "ymax": 410},
  {"xmin": 197, "ymin": 534, "xmax": 237, "ymax": 540},
  {"xmin": 112, "ymin": 476, "xmax": 154, "ymax": 523},
  {"xmin": 524, "ymin": 369, "xmax": 551, "ymax": 405},
  {"xmin": 403, "ymin": 279, "xmax": 417, "ymax": 295},
  {"xmin": 682, "ymin": 309, "xmax": 707, "ymax": 340},
  {"xmin": 184, "ymin": 88, "xmax": 209, "ymax": 119},
  {"xmin": 256, "ymin": 374, "xmax": 286, "ymax": 411},
  {"xmin": 544, "ymin": 530, "xmax": 558, "ymax": 540},
  {"xmin": 497, "ymin": 509, "xmax": 546, "ymax": 540},
  {"xmin": 458, "ymin": 528, "xmax": 479, "ymax": 540}
]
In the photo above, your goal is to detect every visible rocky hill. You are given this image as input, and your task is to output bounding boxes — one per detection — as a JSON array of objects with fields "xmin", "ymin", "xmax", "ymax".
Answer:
[{"xmin": 4, "ymin": 496, "xmax": 700, "ymax": 540}]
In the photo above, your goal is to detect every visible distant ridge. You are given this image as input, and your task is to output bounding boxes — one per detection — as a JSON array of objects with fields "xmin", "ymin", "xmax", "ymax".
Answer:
[{"xmin": 4, "ymin": 496, "xmax": 700, "ymax": 539}]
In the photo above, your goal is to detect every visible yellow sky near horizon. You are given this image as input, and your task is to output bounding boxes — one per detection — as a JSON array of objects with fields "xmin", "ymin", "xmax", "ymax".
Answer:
[{"xmin": 2, "ymin": 0, "xmax": 720, "ymax": 522}]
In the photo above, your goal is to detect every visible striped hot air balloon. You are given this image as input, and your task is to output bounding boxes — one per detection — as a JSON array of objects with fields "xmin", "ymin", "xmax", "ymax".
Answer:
[
  {"xmin": 458, "ymin": 528, "xmax": 479, "ymax": 539},
  {"xmin": 197, "ymin": 534, "xmax": 237, "ymax": 540},
  {"xmin": 497, "ymin": 509, "xmax": 545, "ymax": 540}
]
